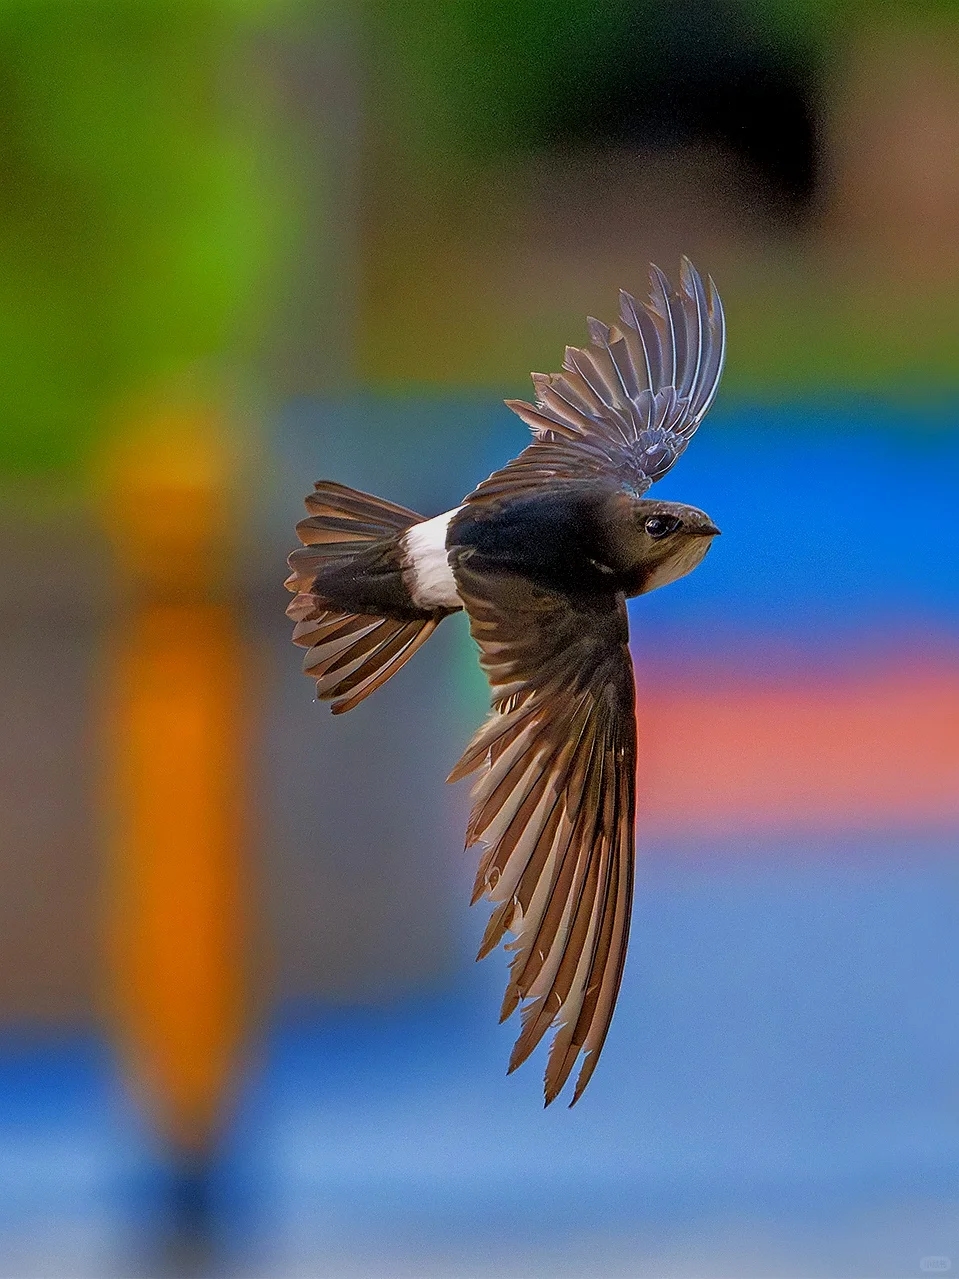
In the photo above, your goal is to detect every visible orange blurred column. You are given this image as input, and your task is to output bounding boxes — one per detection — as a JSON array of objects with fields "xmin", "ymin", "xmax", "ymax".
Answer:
[{"xmin": 99, "ymin": 404, "xmax": 248, "ymax": 1152}]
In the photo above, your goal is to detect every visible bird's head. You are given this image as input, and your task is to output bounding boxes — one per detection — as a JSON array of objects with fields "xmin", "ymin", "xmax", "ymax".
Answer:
[{"xmin": 623, "ymin": 498, "xmax": 720, "ymax": 594}]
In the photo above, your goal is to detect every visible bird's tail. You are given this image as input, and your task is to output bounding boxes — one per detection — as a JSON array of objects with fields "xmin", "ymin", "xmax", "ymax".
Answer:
[{"xmin": 285, "ymin": 481, "xmax": 442, "ymax": 714}]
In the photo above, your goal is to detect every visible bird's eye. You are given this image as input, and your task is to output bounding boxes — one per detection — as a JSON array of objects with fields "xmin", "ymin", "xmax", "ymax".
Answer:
[{"xmin": 645, "ymin": 514, "xmax": 681, "ymax": 539}]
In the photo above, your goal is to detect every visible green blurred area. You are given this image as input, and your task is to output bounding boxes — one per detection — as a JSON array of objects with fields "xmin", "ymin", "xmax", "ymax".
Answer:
[
  {"xmin": 0, "ymin": 0, "xmax": 298, "ymax": 476},
  {"xmin": 1, "ymin": 0, "xmax": 957, "ymax": 480},
  {"xmin": 373, "ymin": 0, "xmax": 959, "ymax": 160},
  {"xmin": 373, "ymin": 0, "xmax": 652, "ymax": 165}
]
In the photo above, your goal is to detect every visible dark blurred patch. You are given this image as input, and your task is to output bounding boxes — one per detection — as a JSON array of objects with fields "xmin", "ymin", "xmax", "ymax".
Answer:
[
  {"xmin": 537, "ymin": 0, "xmax": 820, "ymax": 214},
  {"xmin": 379, "ymin": 0, "xmax": 820, "ymax": 215}
]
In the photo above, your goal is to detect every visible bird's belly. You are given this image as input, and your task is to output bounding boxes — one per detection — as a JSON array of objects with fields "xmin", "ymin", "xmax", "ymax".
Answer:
[{"xmin": 401, "ymin": 508, "xmax": 463, "ymax": 609}]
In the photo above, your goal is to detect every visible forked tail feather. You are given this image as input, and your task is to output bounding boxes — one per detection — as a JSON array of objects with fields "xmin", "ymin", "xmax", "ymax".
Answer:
[{"xmin": 285, "ymin": 481, "xmax": 444, "ymax": 713}]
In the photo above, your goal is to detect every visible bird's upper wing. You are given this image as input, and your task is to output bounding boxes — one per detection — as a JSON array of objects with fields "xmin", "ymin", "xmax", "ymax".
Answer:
[
  {"xmin": 449, "ymin": 553, "xmax": 636, "ymax": 1106},
  {"xmin": 470, "ymin": 258, "xmax": 725, "ymax": 503}
]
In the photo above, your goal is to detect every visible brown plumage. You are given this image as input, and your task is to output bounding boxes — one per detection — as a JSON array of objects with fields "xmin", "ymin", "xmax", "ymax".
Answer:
[
  {"xmin": 447, "ymin": 569, "xmax": 636, "ymax": 1104},
  {"xmin": 285, "ymin": 259, "xmax": 726, "ymax": 1104},
  {"xmin": 285, "ymin": 483, "xmax": 445, "ymax": 713}
]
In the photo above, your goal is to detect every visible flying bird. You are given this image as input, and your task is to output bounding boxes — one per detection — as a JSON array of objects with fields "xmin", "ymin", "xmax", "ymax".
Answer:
[{"xmin": 285, "ymin": 258, "xmax": 725, "ymax": 1105}]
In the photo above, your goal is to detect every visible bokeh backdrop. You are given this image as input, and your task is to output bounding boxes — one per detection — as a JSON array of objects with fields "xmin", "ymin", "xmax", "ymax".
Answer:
[{"xmin": 0, "ymin": 1, "xmax": 957, "ymax": 1276}]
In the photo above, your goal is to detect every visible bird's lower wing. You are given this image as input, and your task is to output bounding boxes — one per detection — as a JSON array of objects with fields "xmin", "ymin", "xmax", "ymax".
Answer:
[{"xmin": 449, "ymin": 556, "xmax": 637, "ymax": 1106}]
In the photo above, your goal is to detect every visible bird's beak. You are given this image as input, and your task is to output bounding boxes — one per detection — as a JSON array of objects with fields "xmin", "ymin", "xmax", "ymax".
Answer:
[{"xmin": 699, "ymin": 521, "xmax": 721, "ymax": 537}]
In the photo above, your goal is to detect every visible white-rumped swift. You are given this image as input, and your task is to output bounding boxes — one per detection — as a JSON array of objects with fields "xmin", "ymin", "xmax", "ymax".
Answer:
[{"xmin": 286, "ymin": 259, "xmax": 725, "ymax": 1105}]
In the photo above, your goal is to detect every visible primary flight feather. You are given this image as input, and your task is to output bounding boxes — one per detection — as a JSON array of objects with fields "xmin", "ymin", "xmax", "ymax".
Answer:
[{"xmin": 285, "ymin": 258, "xmax": 725, "ymax": 1105}]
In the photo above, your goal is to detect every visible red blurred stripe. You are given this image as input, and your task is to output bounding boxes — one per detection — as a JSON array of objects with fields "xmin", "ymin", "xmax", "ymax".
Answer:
[{"xmin": 634, "ymin": 657, "xmax": 959, "ymax": 834}]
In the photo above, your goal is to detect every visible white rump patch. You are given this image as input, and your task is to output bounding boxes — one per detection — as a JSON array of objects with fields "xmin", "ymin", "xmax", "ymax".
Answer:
[{"xmin": 402, "ymin": 507, "xmax": 462, "ymax": 609}]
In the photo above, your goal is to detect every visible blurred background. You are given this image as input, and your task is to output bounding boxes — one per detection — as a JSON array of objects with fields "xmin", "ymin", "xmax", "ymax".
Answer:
[{"xmin": 0, "ymin": 0, "xmax": 957, "ymax": 1275}]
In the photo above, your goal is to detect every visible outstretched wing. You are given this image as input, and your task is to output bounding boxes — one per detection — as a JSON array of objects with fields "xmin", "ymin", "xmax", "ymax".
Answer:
[
  {"xmin": 471, "ymin": 258, "xmax": 725, "ymax": 504},
  {"xmin": 449, "ymin": 554, "xmax": 636, "ymax": 1106}
]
